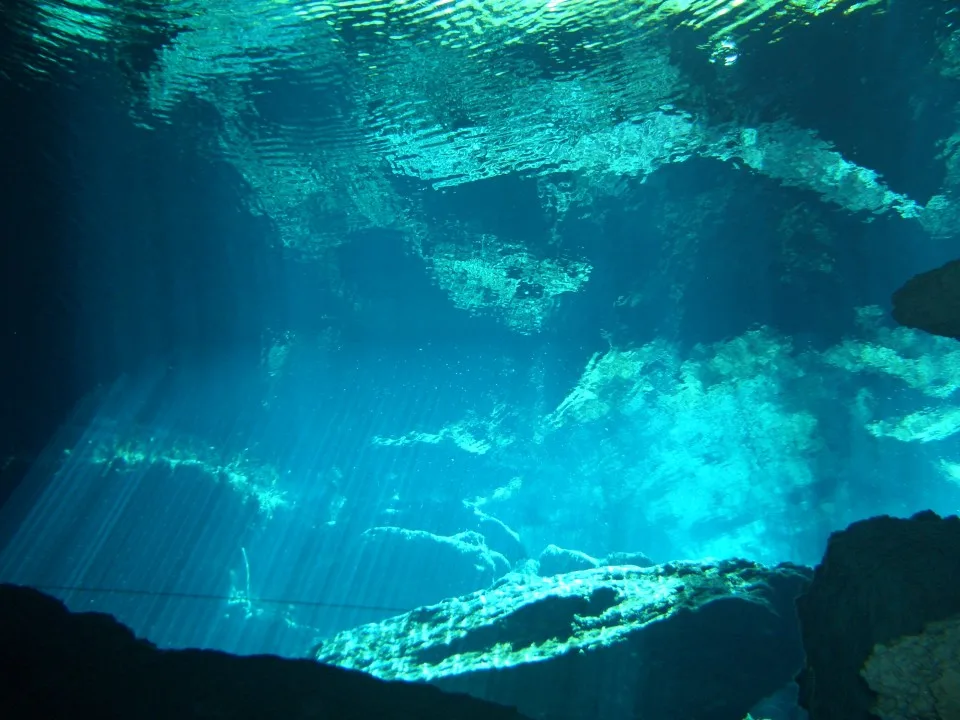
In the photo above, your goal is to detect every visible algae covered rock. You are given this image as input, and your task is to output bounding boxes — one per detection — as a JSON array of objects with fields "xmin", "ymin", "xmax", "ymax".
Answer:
[{"xmin": 314, "ymin": 559, "xmax": 811, "ymax": 720}]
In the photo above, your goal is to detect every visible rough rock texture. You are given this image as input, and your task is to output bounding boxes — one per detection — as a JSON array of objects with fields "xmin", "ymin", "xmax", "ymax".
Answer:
[
  {"xmin": 0, "ymin": 583, "xmax": 533, "ymax": 720},
  {"xmin": 861, "ymin": 614, "xmax": 960, "ymax": 720},
  {"xmin": 536, "ymin": 543, "xmax": 599, "ymax": 576},
  {"xmin": 355, "ymin": 526, "xmax": 510, "ymax": 608},
  {"xmin": 602, "ymin": 550, "xmax": 656, "ymax": 568},
  {"xmin": 891, "ymin": 259, "xmax": 960, "ymax": 340},
  {"xmin": 374, "ymin": 500, "xmax": 527, "ymax": 567},
  {"xmin": 474, "ymin": 509, "xmax": 527, "ymax": 566},
  {"xmin": 795, "ymin": 511, "xmax": 960, "ymax": 720},
  {"xmin": 315, "ymin": 559, "xmax": 812, "ymax": 720}
]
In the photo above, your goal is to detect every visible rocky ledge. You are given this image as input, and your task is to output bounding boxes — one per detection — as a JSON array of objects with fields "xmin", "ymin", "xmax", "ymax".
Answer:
[
  {"xmin": 314, "ymin": 559, "xmax": 812, "ymax": 720},
  {"xmin": 0, "ymin": 583, "xmax": 533, "ymax": 719}
]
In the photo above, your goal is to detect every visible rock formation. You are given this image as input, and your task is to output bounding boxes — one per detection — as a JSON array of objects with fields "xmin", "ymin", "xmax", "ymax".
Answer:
[
  {"xmin": 892, "ymin": 260, "xmax": 960, "ymax": 340},
  {"xmin": 315, "ymin": 559, "xmax": 811, "ymax": 720},
  {"xmin": 796, "ymin": 511, "xmax": 960, "ymax": 720},
  {"xmin": 0, "ymin": 584, "xmax": 532, "ymax": 719}
]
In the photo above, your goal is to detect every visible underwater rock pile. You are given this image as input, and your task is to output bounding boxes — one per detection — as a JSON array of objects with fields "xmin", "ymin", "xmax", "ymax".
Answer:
[
  {"xmin": 313, "ymin": 559, "xmax": 812, "ymax": 720},
  {"xmin": 796, "ymin": 510, "xmax": 960, "ymax": 720}
]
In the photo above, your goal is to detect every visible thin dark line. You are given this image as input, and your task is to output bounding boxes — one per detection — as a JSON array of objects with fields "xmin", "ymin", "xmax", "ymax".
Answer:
[{"xmin": 31, "ymin": 584, "xmax": 409, "ymax": 614}]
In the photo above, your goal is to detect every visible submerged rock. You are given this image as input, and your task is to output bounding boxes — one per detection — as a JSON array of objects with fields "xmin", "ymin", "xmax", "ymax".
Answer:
[
  {"xmin": 375, "ymin": 500, "xmax": 528, "ymax": 567},
  {"xmin": 0, "ymin": 584, "xmax": 532, "ymax": 719},
  {"xmin": 891, "ymin": 259, "xmax": 960, "ymax": 340},
  {"xmin": 602, "ymin": 550, "xmax": 656, "ymax": 568},
  {"xmin": 474, "ymin": 509, "xmax": 527, "ymax": 566},
  {"xmin": 796, "ymin": 510, "xmax": 960, "ymax": 720},
  {"xmin": 536, "ymin": 543, "xmax": 599, "ymax": 576},
  {"xmin": 861, "ymin": 615, "xmax": 960, "ymax": 720},
  {"xmin": 353, "ymin": 526, "xmax": 511, "ymax": 609},
  {"xmin": 314, "ymin": 559, "xmax": 811, "ymax": 720}
]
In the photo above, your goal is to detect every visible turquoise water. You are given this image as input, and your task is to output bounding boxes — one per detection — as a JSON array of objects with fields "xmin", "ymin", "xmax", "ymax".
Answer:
[{"xmin": 0, "ymin": 2, "xmax": 957, "ymax": 716}]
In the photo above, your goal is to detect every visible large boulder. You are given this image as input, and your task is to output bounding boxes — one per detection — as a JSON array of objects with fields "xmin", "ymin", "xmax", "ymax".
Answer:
[
  {"xmin": 795, "ymin": 511, "xmax": 960, "ymax": 720},
  {"xmin": 315, "ymin": 559, "xmax": 811, "ymax": 720},
  {"xmin": 0, "ymin": 583, "xmax": 532, "ymax": 719},
  {"xmin": 891, "ymin": 259, "xmax": 960, "ymax": 340}
]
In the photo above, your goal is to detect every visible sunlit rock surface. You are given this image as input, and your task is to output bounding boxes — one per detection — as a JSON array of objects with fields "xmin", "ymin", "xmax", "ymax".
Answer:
[
  {"xmin": 314, "ymin": 560, "xmax": 811, "ymax": 720},
  {"xmin": 536, "ymin": 543, "xmax": 599, "ymax": 576},
  {"xmin": 601, "ymin": 550, "xmax": 656, "ymax": 569},
  {"xmin": 353, "ymin": 526, "xmax": 511, "ymax": 609}
]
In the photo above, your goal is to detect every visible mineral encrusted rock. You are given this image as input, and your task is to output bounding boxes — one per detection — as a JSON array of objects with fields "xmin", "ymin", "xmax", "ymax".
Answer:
[
  {"xmin": 314, "ymin": 559, "xmax": 811, "ymax": 720},
  {"xmin": 861, "ymin": 614, "xmax": 960, "ymax": 720},
  {"xmin": 795, "ymin": 511, "xmax": 960, "ymax": 720}
]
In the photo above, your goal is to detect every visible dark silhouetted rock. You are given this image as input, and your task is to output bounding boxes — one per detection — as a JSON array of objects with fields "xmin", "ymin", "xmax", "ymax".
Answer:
[
  {"xmin": 537, "ymin": 544, "xmax": 598, "ymax": 576},
  {"xmin": 0, "ymin": 583, "xmax": 532, "ymax": 719},
  {"xmin": 891, "ymin": 259, "xmax": 960, "ymax": 340},
  {"xmin": 315, "ymin": 559, "xmax": 812, "ymax": 720},
  {"xmin": 795, "ymin": 511, "xmax": 960, "ymax": 720}
]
